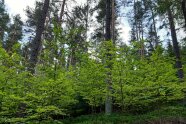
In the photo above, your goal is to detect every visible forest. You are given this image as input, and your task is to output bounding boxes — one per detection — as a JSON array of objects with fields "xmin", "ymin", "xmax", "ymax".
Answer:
[{"xmin": 0, "ymin": 0, "xmax": 186, "ymax": 123}]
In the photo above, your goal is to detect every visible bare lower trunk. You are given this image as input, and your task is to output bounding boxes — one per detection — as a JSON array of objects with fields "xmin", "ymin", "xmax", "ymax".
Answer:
[
  {"xmin": 111, "ymin": 0, "xmax": 115, "ymax": 44},
  {"xmin": 59, "ymin": 0, "xmax": 66, "ymax": 23},
  {"xmin": 28, "ymin": 0, "xmax": 50, "ymax": 74},
  {"xmin": 86, "ymin": 0, "xmax": 89, "ymax": 40},
  {"xmin": 105, "ymin": 0, "xmax": 112, "ymax": 115},
  {"xmin": 151, "ymin": 8, "xmax": 158, "ymax": 47},
  {"xmin": 59, "ymin": 0, "xmax": 67, "ymax": 68},
  {"xmin": 182, "ymin": 0, "xmax": 186, "ymax": 28},
  {"xmin": 119, "ymin": 69, "xmax": 124, "ymax": 111},
  {"xmin": 133, "ymin": 0, "xmax": 139, "ymax": 41},
  {"xmin": 167, "ymin": 8, "xmax": 184, "ymax": 80}
]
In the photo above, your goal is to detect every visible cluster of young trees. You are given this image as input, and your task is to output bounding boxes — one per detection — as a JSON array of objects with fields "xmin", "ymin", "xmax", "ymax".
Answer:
[{"xmin": 0, "ymin": 0, "xmax": 185, "ymax": 123}]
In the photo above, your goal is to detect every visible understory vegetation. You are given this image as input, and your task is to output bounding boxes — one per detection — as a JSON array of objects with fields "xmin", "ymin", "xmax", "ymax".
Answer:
[
  {"xmin": 0, "ymin": 0, "xmax": 186, "ymax": 123},
  {"xmin": 0, "ymin": 43, "xmax": 185, "ymax": 123}
]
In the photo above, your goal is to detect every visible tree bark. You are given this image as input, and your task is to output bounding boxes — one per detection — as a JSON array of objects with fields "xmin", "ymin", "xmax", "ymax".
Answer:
[
  {"xmin": 167, "ymin": 8, "xmax": 184, "ymax": 80},
  {"xmin": 182, "ymin": 0, "xmax": 186, "ymax": 28},
  {"xmin": 151, "ymin": 7, "xmax": 158, "ymax": 47},
  {"xmin": 105, "ymin": 0, "xmax": 111, "ymax": 41},
  {"xmin": 59, "ymin": 0, "xmax": 66, "ymax": 23},
  {"xmin": 111, "ymin": 0, "xmax": 115, "ymax": 44},
  {"xmin": 105, "ymin": 0, "xmax": 112, "ymax": 115},
  {"xmin": 28, "ymin": 0, "xmax": 50, "ymax": 74},
  {"xmin": 0, "ymin": 0, "xmax": 5, "ymax": 43},
  {"xmin": 85, "ymin": 0, "xmax": 89, "ymax": 41},
  {"xmin": 133, "ymin": 0, "xmax": 139, "ymax": 41},
  {"xmin": 59, "ymin": 0, "xmax": 67, "ymax": 68}
]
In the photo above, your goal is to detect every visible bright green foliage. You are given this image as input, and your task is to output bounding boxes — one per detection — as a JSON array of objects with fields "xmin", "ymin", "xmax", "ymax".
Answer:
[
  {"xmin": 75, "ymin": 41, "xmax": 116, "ymax": 109},
  {"xmin": 0, "ymin": 46, "xmax": 76, "ymax": 123},
  {"xmin": 113, "ymin": 45, "xmax": 184, "ymax": 112},
  {"xmin": 76, "ymin": 56, "xmax": 106, "ymax": 107},
  {"xmin": 0, "ymin": 0, "xmax": 185, "ymax": 123},
  {"xmin": 0, "ymin": 40, "xmax": 185, "ymax": 122}
]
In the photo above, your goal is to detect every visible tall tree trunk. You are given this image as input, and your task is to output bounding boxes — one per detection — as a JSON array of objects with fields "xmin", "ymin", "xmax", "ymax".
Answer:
[
  {"xmin": 105, "ymin": 0, "xmax": 111, "ymax": 41},
  {"xmin": 111, "ymin": 0, "xmax": 115, "ymax": 44},
  {"xmin": 0, "ymin": 0, "xmax": 5, "ymax": 43},
  {"xmin": 151, "ymin": 8, "xmax": 159, "ymax": 47},
  {"xmin": 140, "ymin": 21, "xmax": 144, "ymax": 58},
  {"xmin": 71, "ymin": 46, "xmax": 76, "ymax": 66},
  {"xmin": 83, "ymin": 0, "xmax": 89, "ymax": 53},
  {"xmin": 59, "ymin": 0, "xmax": 67, "ymax": 68},
  {"xmin": 86, "ymin": 0, "xmax": 89, "ymax": 40},
  {"xmin": 119, "ymin": 67, "xmax": 124, "ymax": 111},
  {"xmin": 105, "ymin": 0, "xmax": 112, "ymax": 115},
  {"xmin": 133, "ymin": 0, "xmax": 139, "ymax": 41},
  {"xmin": 59, "ymin": 0, "xmax": 66, "ymax": 23},
  {"xmin": 167, "ymin": 8, "xmax": 184, "ymax": 80},
  {"xmin": 182, "ymin": 0, "xmax": 186, "ymax": 28},
  {"xmin": 28, "ymin": 0, "xmax": 50, "ymax": 74}
]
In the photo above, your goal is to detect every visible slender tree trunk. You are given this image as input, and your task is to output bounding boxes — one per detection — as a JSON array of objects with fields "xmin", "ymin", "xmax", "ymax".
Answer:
[
  {"xmin": 59, "ymin": 0, "xmax": 66, "ymax": 23},
  {"xmin": 111, "ymin": 0, "xmax": 115, "ymax": 44},
  {"xmin": 105, "ymin": 0, "xmax": 111, "ymax": 41},
  {"xmin": 83, "ymin": 0, "xmax": 89, "ymax": 53},
  {"xmin": 86, "ymin": 0, "xmax": 89, "ymax": 40},
  {"xmin": 28, "ymin": 0, "xmax": 50, "ymax": 74},
  {"xmin": 71, "ymin": 46, "xmax": 76, "ymax": 66},
  {"xmin": 105, "ymin": 0, "xmax": 112, "ymax": 115},
  {"xmin": 149, "ymin": 25, "xmax": 155, "ymax": 51},
  {"xmin": 133, "ymin": 0, "xmax": 139, "ymax": 41},
  {"xmin": 140, "ymin": 21, "xmax": 144, "ymax": 58},
  {"xmin": 59, "ymin": 0, "xmax": 67, "ymax": 68},
  {"xmin": 167, "ymin": 8, "xmax": 184, "ymax": 80},
  {"xmin": 119, "ymin": 68, "xmax": 124, "ymax": 111},
  {"xmin": 66, "ymin": 53, "xmax": 71, "ymax": 69},
  {"xmin": 151, "ymin": 8, "xmax": 159, "ymax": 47},
  {"xmin": 102, "ymin": 19, "xmax": 105, "ymax": 41},
  {"xmin": 182, "ymin": 0, "xmax": 186, "ymax": 28},
  {"xmin": 0, "ymin": 0, "xmax": 5, "ymax": 43}
]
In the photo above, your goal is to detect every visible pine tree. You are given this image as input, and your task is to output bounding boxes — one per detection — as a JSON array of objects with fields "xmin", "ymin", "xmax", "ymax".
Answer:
[
  {"xmin": 0, "ymin": 0, "xmax": 9, "ymax": 44},
  {"xmin": 167, "ymin": 7, "xmax": 184, "ymax": 80},
  {"xmin": 105, "ymin": 0, "xmax": 112, "ymax": 115},
  {"xmin": 29, "ymin": 0, "xmax": 50, "ymax": 73},
  {"xmin": 182, "ymin": 0, "xmax": 186, "ymax": 28},
  {"xmin": 5, "ymin": 15, "xmax": 23, "ymax": 53}
]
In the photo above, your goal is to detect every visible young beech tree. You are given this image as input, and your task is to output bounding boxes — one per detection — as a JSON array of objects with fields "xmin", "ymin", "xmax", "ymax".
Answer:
[{"xmin": 113, "ymin": 45, "xmax": 184, "ymax": 113}]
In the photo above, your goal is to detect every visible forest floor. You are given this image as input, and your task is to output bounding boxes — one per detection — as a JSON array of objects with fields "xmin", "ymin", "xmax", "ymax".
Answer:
[{"xmin": 62, "ymin": 106, "xmax": 186, "ymax": 124}]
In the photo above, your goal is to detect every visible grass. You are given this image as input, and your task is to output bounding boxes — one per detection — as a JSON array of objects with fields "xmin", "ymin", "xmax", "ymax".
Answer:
[{"xmin": 62, "ymin": 106, "xmax": 186, "ymax": 124}]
